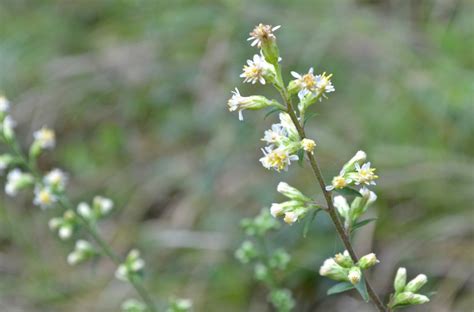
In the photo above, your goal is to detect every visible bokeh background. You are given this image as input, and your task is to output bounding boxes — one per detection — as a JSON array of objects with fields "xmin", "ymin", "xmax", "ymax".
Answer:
[{"xmin": 0, "ymin": 0, "xmax": 473, "ymax": 311}]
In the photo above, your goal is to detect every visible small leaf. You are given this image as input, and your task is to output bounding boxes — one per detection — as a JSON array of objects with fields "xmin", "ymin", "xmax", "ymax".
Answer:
[
  {"xmin": 303, "ymin": 209, "xmax": 321, "ymax": 238},
  {"xmin": 304, "ymin": 112, "xmax": 319, "ymax": 126},
  {"xmin": 351, "ymin": 218, "xmax": 378, "ymax": 233},
  {"xmin": 327, "ymin": 282, "xmax": 354, "ymax": 296},
  {"xmin": 354, "ymin": 280, "xmax": 369, "ymax": 302},
  {"xmin": 264, "ymin": 107, "xmax": 284, "ymax": 120},
  {"xmin": 335, "ymin": 187, "xmax": 362, "ymax": 197},
  {"xmin": 297, "ymin": 149, "xmax": 305, "ymax": 167}
]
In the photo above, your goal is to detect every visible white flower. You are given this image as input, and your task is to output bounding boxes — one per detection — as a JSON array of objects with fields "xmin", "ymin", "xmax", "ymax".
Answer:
[
  {"xmin": 301, "ymin": 138, "xmax": 316, "ymax": 153},
  {"xmin": 348, "ymin": 266, "xmax": 362, "ymax": 285},
  {"xmin": 59, "ymin": 225, "xmax": 73, "ymax": 240},
  {"xmin": 93, "ymin": 196, "xmax": 114, "ymax": 215},
  {"xmin": 262, "ymin": 124, "xmax": 287, "ymax": 144},
  {"xmin": 259, "ymin": 146, "xmax": 298, "ymax": 172},
  {"xmin": 270, "ymin": 203, "xmax": 284, "ymax": 217},
  {"xmin": 325, "ymin": 175, "xmax": 351, "ymax": 191},
  {"xmin": 77, "ymin": 202, "xmax": 93, "ymax": 219},
  {"xmin": 5, "ymin": 169, "xmax": 33, "ymax": 196},
  {"xmin": 227, "ymin": 88, "xmax": 274, "ymax": 121},
  {"xmin": 44, "ymin": 168, "xmax": 68, "ymax": 191},
  {"xmin": 247, "ymin": 23, "xmax": 281, "ymax": 47},
  {"xmin": 33, "ymin": 127, "xmax": 55, "ymax": 149},
  {"xmin": 354, "ymin": 162, "xmax": 378, "ymax": 186},
  {"xmin": 0, "ymin": 96, "xmax": 10, "ymax": 113},
  {"xmin": 333, "ymin": 195, "xmax": 350, "ymax": 218},
  {"xmin": 33, "ymin": 186, "xmax": 57, "ymax": 209},
  {"xmin": 283, "ymin": 211, "xmax": 298, "ymax": 224},
  {"xmin": 291, "ymin": 67, "xmax": 318, "ymax": 99},
  {"xmin": 240, "ymin": 53, "xmax": 274, "ymax": 85},
  {"xmin": 1, "ymin": 115, "xmax": 16, "ymax": 139},
  {"xmin": 67, "ymin": 240, "xmax": 95, "ymax": 265},
  {"xmin": 115, "ymin": 264, "xmax": 129, "ymax": 281},
  {"xmin": 315, "ymin": 72, "xmax": 335, "ymax": 98}
]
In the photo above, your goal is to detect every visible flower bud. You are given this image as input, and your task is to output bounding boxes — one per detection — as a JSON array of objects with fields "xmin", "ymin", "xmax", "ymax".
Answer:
[
  {"xmin": 358, "ymin": 253, "xmax": 379, "ymax": 270},
  {"xmin": 394, "ymin": 267, "xmax": 407, "ymax": 292},
  {"xmin": 283, "ymin": 211, "xmax": 299, "ymax": 224},
  {"xmin": 348, "ymin": 266, "xmax": 362, "ymax": 285},
  {"xmin": 277, "ymin": 182, "xmax": 311, "ymax": 202},
  {"xmin": 270, "ymin": 203, "xmax": 284, "ymax": 217},
  {"xmin": 334, "ymin": 250, "xmax": 353, "ymax": 268},
  {"xmin": 319, "ymin": 258, "xmax": 349, "ymax": 282},
  {"xmin": 228, "ymin": 88, "xmax": 280, "ymax": 121},
  {"xmin": 333, "ymin": 196, "xmax": 350, "ymax": 220},
  {"xmin": 405, "ymin": 274, "xmax": 428, "ymax": 293},
  {"xmin": 350, "ymin": 187, "xmax": 377, "ymax": 221},
  {"xmin": 409, "ymin": 294, "xmax": 430, "ymax": 305},
  {"xmin": 2, "ymin": 116, "xmax": 16, "ymax": 141},
  {"xmin": 301, "ymin": 138, "xmax": 316, "ymax": 153},
  {"xmin": 342, "ymin": 150, "xmax": 367, "ymax": 173}
]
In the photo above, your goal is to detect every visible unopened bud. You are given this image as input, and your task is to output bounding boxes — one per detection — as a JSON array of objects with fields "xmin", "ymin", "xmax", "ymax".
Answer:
[
  {"xmin": 342, "ymin": 150, "xmax": 367, "ymax": 173},
  {"xmin": 358, "ymin": 253, "xmax": 379, "ymax": 270},
  {"xmin": 277, "ymin": 182, "xmax": 311, "ymax": 202},
  {"xmin": 405, "ymin": 274, "xmax": 428, "ymax": 293},
  {"xmin": 394, "ymin": 267, "xmax": 407, "ymax": 292},
  {"xmin": 334, "ymin": 250, "xmax": 353, "ymax": 268},
  {"xmin": 348, "ymin": 266, "xmax": 361, "ymax": 285}
]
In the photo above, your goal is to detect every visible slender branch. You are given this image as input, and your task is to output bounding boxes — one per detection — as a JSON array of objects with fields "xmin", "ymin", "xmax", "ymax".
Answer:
[
  {"xmin": 273, "ymin": 67, "xmax": 386, "ymax": 312},
  {"xmin": 3, "ymin": 136, "xmax": 157, "ymax": 312}
]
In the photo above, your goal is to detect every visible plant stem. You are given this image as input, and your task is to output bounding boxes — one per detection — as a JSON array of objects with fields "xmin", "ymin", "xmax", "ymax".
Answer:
[
  {"xmin": 274, "ymin": 67, "xmax": 386, "ymax": 312},
  {"xmin": 4, "ymin": 138, "xmax": 157, "ymax": 312}
]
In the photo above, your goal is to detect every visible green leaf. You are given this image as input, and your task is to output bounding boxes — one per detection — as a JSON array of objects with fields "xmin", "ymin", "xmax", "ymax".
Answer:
[
  {"xmin": 303, "ymin": 209, "xmax": 321, "ymax": 238},
  {"xmin": 351, "ymin": 218, "xmax": 378, "ymax": 233},
  {"xmin": 264, "ymin": 107, "xmax": 284, "ymax": 120},
  {"xmin": 335, "ymin": 187, "xmax": 362, "ymax": 197},
  {"xmin": 297, "ymin": 149, "xmax": 305, "ymax": 167},
  {"xmin": 303, "ymin": 112, "xmax": 319, "ymax": 126},
  {"xmin": 354, "ymin": 279, "xmax": 369, "ymax": 302},
  {"xmin": 327, "ymin": 282, "xmax": 354, "ymax": 296}
]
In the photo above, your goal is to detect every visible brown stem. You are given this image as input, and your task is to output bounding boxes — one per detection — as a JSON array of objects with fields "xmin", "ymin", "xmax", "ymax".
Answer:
[{"xmin": 277, "ymin": 85, "xmax": 386, "ymax": 311}]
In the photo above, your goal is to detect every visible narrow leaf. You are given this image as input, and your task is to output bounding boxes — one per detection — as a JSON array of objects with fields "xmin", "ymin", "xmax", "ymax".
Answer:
[
  {"xmin": 304, "ymin": 112, "xmax": 319, "ymax": 126},
  {"xmin": 303, "ymin": 209, "xmax": 321, "ymax": 238},
  {"xmin": 264, "ymin": 107, "xmax": 284, "ymax": 120},
  {"xmin": 327, "ymin": 282, "xmax": 354, "ymax": 296},
  {"xmin": 351, "ymin": 218, "xmax": 378, "ymax": 233},
  {"xmin": 335, "ymin": 187, "xmax": 362, "ymax": 197},
  {"xmin": 354, "ymin": 280, "xmax": 369, "ymax": 302}
]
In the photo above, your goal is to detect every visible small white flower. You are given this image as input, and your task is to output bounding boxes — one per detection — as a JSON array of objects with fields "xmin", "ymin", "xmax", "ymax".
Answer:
[
  {"xmin": 333, "ymin": 195, "xmax": 350, "ymax": 218},
  {"xmin": 67, "ymin": 251, "xmax": 81, "ymax": 266},
  {"xmin": 301, "ymin": 138, "xmax": 316, "ymax": 153},
  {"xmin": 77, "ymin": 202, "xmax": 93, "ymax": 219},
  {"xmin": 354, "ymin": 162, "xmax": 378, "ymax": 186},
  {"xmin": 67, "ymin": 240, "xmax": 95, "ymax": 265},
  {"xmin": 0, "ymin": 96, "xmax": 10, "ymax": 113},
  {"xmin": 259, "ymin": 146, "xmax": 298, "ymax": 172},
  {"xmin": 115, "ymin": 264, "xmax": 129, "ymax": 281},
  {"xmin": 59, "ymin": 225, "xmax": 73, "ymax": 240},
  {"xmin": 44, "ymin": 168, "xmax": 68, "ymax": 191},
  {"xmin": 348, "ymin": 267, "xmax": 362, "ymax": 285},
  {"xmin": 48, "ymin": 218, "xmax": 62, "ymax": 230},
  {"xmin": 325, "ymin": 175, "xmax": 351, "ymax": 191},
  {"xmin": 315, "ymin": 72, "xmax": 335, "ymax": 98},
  {"xmin": 270, "ymin": 203, "xmax": 284, "ymax": 217},
  {"xmin": 33, "ymin": 186, "xmax": 57, "ymax": 209},
  {"xmin": 93, "ymin": 196, "xmax": 114, "ymax": 215},
  {"xmin": 33, "ymin": 127, "xmax": 55, "ymax": 149},
  {"xmin": 247, "ymin": 23, "xmax": 281, "ymax": 47},
  {"xmin": 283, "ymin": 211, "xmax": 298, "ymax": 224},
  {"xmin": 240, "ymin": 53, "xmax": 274, "ymax": 85},
  {"xmin": 2, "ymin": 115, "xmax": 16, "ymax": 139},
  {"xmin": 291, "ymin": 67, "xmax": 318, "ymax": 99},
  {"xmin": 5, "ymin": 169, "xmax": 32, "ymax": 196},
  {"xmin": 262, "ymin": 124, "xmax": 287, "ymax": 144}
]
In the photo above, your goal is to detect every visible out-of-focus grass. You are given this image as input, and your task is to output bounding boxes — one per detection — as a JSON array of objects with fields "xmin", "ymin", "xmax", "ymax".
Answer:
[{"xmin": 0, "ymin": 0, "xmax": 472, "ymax": 311}]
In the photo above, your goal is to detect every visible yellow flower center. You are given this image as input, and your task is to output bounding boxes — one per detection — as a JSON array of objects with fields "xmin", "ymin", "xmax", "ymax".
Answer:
[
  {"xmin": 302, "ymin": 74, "xmax": 316, "ymax": 88},
  {"xmin": 39, "ymin": 190, "xmax": 53, "ymax": 205},
  {"xmin": 268, "ymin": 150, "xmax": 288, "ymax": 171},
  {"xmin": 332, "ymin": 176, "xmax": 347, "ymax": 189}
]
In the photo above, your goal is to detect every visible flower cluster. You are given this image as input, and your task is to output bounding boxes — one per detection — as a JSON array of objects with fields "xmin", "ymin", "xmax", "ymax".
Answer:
[
  {"xmin": 77, "ymin": 195, "xmax": 114, "ymax": 222},
  {"xmin": 319, "ymin": 251, "xmax": 379, "ymax": 285},
  {"xmin": 325, "ymin": 150, "xmax": 378, "ymax": 191},
  {"xmin": 49, "ymin": 210, "xmax": 79, "ymax": 240},
  {"xmin": 115, "ymin": 249, "xmax": 146, "ymax": 282},
  {"xmin": 231, "ymin": 23, "xmax": 430, "ymax": 311},
  {"xmin": 270, "ymin": 182, "xmax": 316, "ymax": 224},
  {"xmin": 388, "ymin": 268, "xmax": 430, "ymax": 309},
  {"xmin": 67, "ymin": 240, "xmax": 97, "ymax": 265}
]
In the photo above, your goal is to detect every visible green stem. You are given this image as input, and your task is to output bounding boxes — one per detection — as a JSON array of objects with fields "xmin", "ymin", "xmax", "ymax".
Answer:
[
  {"xmin": 3, "ymin": 138, "xmax": 157, "ymax": 312},
  {"xmin": 273, "ymin": 66, "xmax": 387, "ymax": 312}
]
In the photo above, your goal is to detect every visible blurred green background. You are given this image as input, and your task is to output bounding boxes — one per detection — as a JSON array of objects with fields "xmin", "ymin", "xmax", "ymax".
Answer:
[{"xmin": 0, "ymin": 0, "xmax": 473, "ymax": 311}]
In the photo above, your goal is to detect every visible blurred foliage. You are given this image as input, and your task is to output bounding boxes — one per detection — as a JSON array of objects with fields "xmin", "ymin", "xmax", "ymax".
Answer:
[{"xmin": 0, "ymin": 0, "xmax": 473, "ymax": 311}]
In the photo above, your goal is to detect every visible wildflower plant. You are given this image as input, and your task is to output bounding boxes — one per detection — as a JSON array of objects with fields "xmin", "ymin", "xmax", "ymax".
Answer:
[
  {"xmin": 230, "ymin": 24, "xmax": 431, "ymax": 311},
  {"xmin": 0, "ymin": 96, "xmax": 191, "ymax": 312}
]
